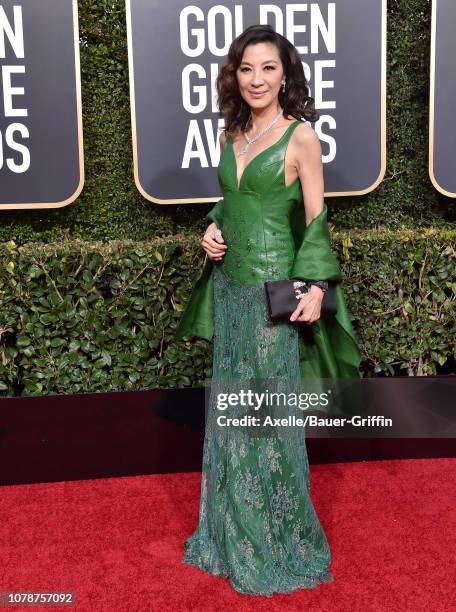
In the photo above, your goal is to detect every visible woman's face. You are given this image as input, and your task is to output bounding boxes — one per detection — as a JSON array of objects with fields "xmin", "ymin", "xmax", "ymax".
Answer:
[{"xmin": 236, "ymin": 42, "xmax": 284, "ymax": 110}]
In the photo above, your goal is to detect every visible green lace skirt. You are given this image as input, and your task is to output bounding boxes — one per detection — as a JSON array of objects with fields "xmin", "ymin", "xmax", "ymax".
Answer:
[{"xmin": 182, "ymin": 265, "xmax": 333, "ymax": 597}]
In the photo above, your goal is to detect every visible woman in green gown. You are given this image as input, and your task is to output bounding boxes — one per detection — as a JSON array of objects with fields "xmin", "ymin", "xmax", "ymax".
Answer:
[{"xmin": 175, "ymin": 25, "xmax": 361, "ymax": 597}]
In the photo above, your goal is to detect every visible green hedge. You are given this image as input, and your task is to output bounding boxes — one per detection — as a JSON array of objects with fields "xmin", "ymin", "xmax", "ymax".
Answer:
[
  {"xmin": 0, "ymin": 0, "xmax": 454, "ymax": 395},
  {"xmin": 0, "ymin": 229, "xmax": 454, "ymax": 396}
]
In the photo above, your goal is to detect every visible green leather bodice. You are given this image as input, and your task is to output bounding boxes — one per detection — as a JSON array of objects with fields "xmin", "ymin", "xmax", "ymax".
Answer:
[
  {"xmin": 216, "ymin": 120, "xmax": 303, "ymax": 285},
  {"xmin": 175, "ymin": 119, "xmax": 362, "ymax": 383}
]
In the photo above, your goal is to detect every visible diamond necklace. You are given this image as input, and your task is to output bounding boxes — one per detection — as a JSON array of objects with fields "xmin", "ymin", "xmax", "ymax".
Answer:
[{"xmin": 239, "ymin": 109, "xmax": 284, "ymax": 155}]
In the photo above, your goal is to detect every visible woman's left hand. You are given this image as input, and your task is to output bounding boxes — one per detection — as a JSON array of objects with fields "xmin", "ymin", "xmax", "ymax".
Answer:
[{"xmin": 289, "ymin": 285, "xmax": 324, "ymax": 324}]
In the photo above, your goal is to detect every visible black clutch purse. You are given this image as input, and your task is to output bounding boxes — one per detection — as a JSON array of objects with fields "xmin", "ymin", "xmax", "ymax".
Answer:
[{"xmin": 264, "ymin": 279, "xmax": 337, "ymax": 322}]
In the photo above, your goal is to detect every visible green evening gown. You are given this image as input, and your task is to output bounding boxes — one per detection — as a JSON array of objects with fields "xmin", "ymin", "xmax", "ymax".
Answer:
[{"xmin": 180, "ymin": 120, "xmax": 336, "ymax": 596}]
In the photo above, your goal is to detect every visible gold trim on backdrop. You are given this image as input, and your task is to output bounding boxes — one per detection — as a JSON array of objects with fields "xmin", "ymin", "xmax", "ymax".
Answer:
[
  {"xmin": 127, "ymin": 0, "xmax": 387, "ymax": 204},
  {"xmin": 428, "ymin": 0, "xmax": 455, "ymax": 198},
  {"xmin": 0, "ymin": 0, "xmax": 84, "ymax": 210},
  {"xmin": 126, "ymin": 0, "xmax": 218, "ymax": 205}
]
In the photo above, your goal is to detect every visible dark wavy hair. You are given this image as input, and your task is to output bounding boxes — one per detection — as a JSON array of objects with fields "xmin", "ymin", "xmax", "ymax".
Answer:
[{"xmin": 216, "ymin": 24, "xmax": 319, "ymax": 135}]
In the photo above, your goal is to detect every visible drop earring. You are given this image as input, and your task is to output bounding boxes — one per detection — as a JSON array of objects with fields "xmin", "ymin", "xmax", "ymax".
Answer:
[{"xmin": 282, "ymin": 80, "xmax": 286, "ymax": 93}]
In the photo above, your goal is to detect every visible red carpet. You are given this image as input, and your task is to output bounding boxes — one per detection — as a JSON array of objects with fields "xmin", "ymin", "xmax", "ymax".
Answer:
[{"xmin": 1, "ymin": 458, "xmax": 454, "ymax": 611}]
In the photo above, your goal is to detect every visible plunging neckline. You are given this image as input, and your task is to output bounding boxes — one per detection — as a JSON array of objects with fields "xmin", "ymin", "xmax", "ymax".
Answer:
[{"xmin": 229, "ymin": 120, "xmax": 300, "ymax": 190}]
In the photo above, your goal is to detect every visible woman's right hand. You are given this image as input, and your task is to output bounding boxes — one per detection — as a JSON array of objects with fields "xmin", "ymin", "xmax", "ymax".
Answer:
[{"xmin": 202, "ymin": 222, "xmax": 228, "ymax": 261}]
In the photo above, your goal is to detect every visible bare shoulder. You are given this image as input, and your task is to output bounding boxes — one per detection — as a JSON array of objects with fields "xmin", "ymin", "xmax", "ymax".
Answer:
[
  {"xmin": 289, "ymin": 121, "xmax": 321, "ymax": 166},
  {"xmin": 219, "ymin": 129, "xmax": 228, "ymax": 152},
  {"xmin": 293, "ymin": 120, "xmax": 320, "ymax": 147}
]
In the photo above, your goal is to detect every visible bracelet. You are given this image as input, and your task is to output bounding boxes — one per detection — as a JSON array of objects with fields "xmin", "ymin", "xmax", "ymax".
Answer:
[{"xmin": 309, "ymin": 280, "xmax": 329, "ymax": 292}]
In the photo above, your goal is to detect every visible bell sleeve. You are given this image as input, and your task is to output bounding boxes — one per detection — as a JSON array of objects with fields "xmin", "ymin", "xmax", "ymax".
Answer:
[
  {"xmin": 174, "ymin": 199, "xmax": 225, "ymax": 341},
  {"xmin": 289, "ymin": 203, "xmax": 362, "ymax": 382},
  {"xmin": 205, "ymin": 198, "xmax": 224, "ymax": 227},
  {"xmin": 289, "ymin": 203, "xmax": 341, "ymax": 282},
  {"xmin": 174, "ymin": 254, "xmax": 214, "ymax": 341}
]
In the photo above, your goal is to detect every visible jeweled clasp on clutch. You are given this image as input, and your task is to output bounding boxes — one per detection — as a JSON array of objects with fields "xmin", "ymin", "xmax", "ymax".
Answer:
[{"xmin": 293, "ymin": 280, "xmax": 309, "ymax": 300}]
